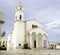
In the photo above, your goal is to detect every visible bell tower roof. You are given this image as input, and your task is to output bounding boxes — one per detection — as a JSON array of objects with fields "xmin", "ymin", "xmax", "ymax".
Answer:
[
  {"xmin": 18, "ymin": 1, "xmax": 22, "ymax": 7},
  {"xmin": 16, "ymin": 1, "xmax": 23, "ymax": 11}
]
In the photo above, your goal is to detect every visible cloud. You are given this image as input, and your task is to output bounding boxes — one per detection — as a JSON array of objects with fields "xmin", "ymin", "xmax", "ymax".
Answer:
[
  {"xmin": 45, "ymin": 20, "xmax": 60, "ymax": 34},
  {"xmin": 46, "ymin": 20, "xmax": 60, "ymax": 29}
]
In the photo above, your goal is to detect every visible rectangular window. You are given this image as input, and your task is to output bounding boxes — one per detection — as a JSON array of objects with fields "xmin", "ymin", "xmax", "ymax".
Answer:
[{"xmin": 32, "ymin": 24, "xmax": 38, "ymax": 28}]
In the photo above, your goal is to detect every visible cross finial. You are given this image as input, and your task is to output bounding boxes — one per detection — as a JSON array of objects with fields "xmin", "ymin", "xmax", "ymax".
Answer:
[
  {"xmin": 19, "ymin": 0, "xmax": 22, "ymax": 4},
  {"xmin": 18, "ymin": 0, "xmax": 22, "ymax": 6}
]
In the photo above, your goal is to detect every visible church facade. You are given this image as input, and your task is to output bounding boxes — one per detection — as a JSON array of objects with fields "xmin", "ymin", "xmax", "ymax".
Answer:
[{"xmin": 7, "ymin": 2, "xmax": 48, "ymax": 51}]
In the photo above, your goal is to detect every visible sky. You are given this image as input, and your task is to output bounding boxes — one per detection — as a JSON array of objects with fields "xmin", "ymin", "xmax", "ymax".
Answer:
[{"xmin": 0, "ymin": 0, "xmax": 60, "ymax": 42}]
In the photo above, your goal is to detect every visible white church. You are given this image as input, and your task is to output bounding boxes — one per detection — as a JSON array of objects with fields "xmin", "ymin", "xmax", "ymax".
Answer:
[{"xmin": 7, "ymin": 2, "xmax": 48, "ymax": 51}]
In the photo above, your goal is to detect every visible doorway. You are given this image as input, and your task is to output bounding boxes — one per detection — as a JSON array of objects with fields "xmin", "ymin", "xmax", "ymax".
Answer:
[{"xmin": 34, "ymin": 41, "xmax": 36, "ymax": 48}]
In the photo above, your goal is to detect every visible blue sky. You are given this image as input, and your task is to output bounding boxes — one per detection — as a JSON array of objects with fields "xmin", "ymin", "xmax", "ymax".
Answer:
[{"xmin": 0, "ymin": 0, "xmax": 60, "ymax": 42}]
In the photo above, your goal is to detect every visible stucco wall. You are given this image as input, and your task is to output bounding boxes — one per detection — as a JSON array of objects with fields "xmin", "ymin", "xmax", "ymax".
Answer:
[{"xmin": 12, "ymin": 21, "xmax": 25, "ymax": 48}]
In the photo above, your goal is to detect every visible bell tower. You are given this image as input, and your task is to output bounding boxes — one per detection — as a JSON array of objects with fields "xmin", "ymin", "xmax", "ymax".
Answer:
[
  {"xmin": 15, "ymin": 1, "xmax": 24, "ymax": 21},
  {"xmin": 12, "ymin": 1, "xmax": 25, "ymax": 49}
]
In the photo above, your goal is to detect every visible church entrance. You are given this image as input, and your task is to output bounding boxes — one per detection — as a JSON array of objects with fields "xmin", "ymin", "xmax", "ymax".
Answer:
[{"xmin": 34, "ymin": 41, "xmax": 36, "ymax": 48}]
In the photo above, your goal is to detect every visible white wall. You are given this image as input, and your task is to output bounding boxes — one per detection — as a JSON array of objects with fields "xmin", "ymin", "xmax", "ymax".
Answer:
[
  {"xmin": 7, "ymin": 33, "xmax": 12, "ymax": 51},
  {"xmin": 13, "ymin": 21, "xmax": 25, "ymax": 48},
  {"xmin": 26, "ymin": 20, "xmax": 44, "ymax": 31}
]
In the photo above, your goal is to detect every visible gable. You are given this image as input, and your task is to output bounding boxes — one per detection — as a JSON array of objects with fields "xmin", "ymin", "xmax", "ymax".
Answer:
[{"xmin": 26, "ymin": 20, "xmax": 44, "ymax": 31}]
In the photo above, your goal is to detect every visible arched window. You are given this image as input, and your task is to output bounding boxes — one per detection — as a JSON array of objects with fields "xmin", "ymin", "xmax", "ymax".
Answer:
[
  {"xmin": 20, "ymin": 15, "xmax": 22, "ymax": 20},
  {"xmin": 20, "ymin": 8, "xmax": 22, "ymax": 10}
]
